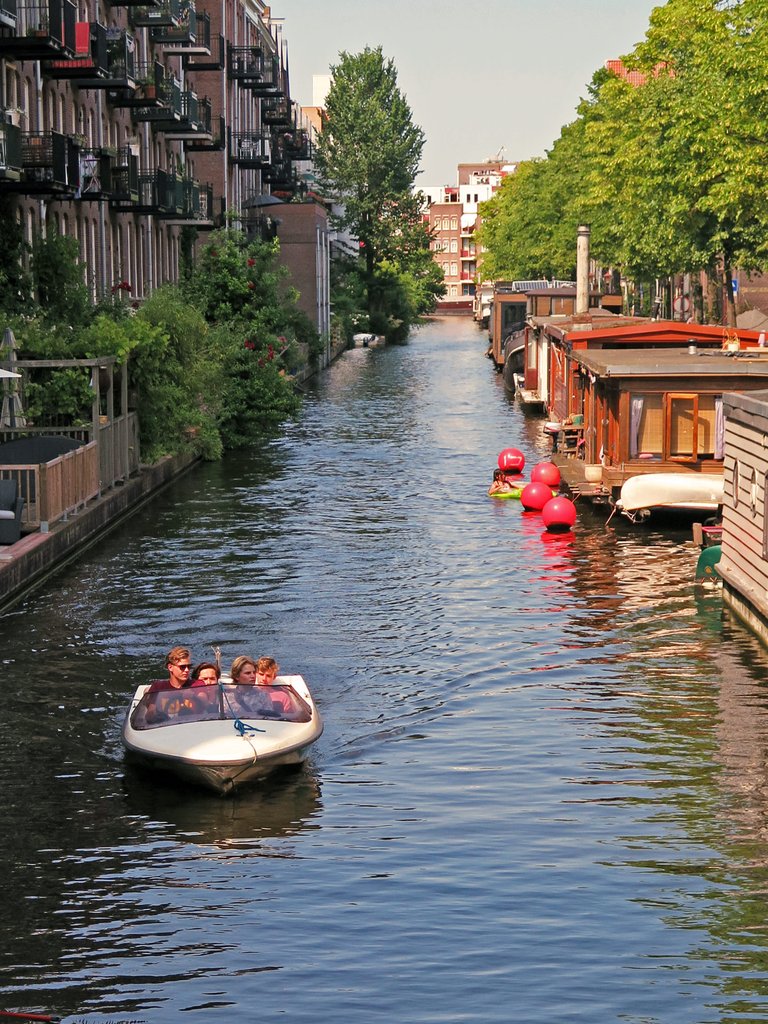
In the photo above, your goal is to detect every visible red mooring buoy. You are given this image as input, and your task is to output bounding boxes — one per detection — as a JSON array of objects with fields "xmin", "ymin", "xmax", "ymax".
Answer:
[
  {"xmin": 531, "ymin": 462, "xmax": 561, "ymax": 488},
  {"xmin": 497, "ymin": 448, "xmax": 525, "ymax": 474},
  {"xmin": 520, "ymin": 481, "xmax": 553, "ymax": 511},
  {"xmin": 542, "ymin": 496, "xmax": 577, "ymax": 532}
]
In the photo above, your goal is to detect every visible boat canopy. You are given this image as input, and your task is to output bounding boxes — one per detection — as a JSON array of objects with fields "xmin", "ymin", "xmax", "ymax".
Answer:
[{"xmin": 130, "ymin": 682, "xmax": 313, "ymax": 730}]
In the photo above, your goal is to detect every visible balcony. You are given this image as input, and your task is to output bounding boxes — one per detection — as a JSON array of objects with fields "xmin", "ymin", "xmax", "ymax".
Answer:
[
  {"xmin": 0, "ymin": 122, "xmax": 23, "ymax": 183},
  {"xmin": 263, "ymin": 156, "xmax": 298, "ymax": 194},
  {"xmin": 130, "ymin": 0, "xmax": 179, "ymax": 27},
  {"xmin": 152, "ymin": 91, "xmax": 211, "ymax": 138},
  {"xmin": 109, "ymin": 146, "xmax": 139, "ymax": 205},
  {"xmin": 183, "ymin": 30, "xmax": 222, "ymax": 70},
  {"xmin": 282, "ymin": 126, "xmax": 311, "ymax": 161},
  {"xmin": 228, "ymin": 46, "xmax": 281, "ymax": 94},
  {"xmin": 260, "ymin": 95, "xmax": 291, "ymax": 126},
  {"xmin": 0, "ymin": 0, "xmax": 16, "ymax": 30},
  {"xmin": 44, "ymin": 23, "xmax": 136, "ymax": 89},
  {"xmin": 229, "ymin": 130, "xmax": 271, "ymax": 168},
  {"xmin": 108, "ymin": 60, "xmax": 163, "ymax": 107},
  {"xmin": 19, "ymin": 131, "xmax": 78, "ymax": 195},
  {"xmin": 75, "ymin": 147, "xmax": 113, "ymax": 199},
  {"xmin": 153, "ymin": 4, "xmax": 210, "ymax": 54},
  {"xmin": 0, "ymin": 0, "xmax": 76, "ymax": 58},
  {"xmin": 150, "ymin": 0, "xmax": 193, "ymax": 45},
  {"xmin": 131, "ymin": 76, "xmax": 182, "ymax": 124},
  {"xmin": 185, "ymin": 113, "xmax": 224, "ymax": 151},
  {"xmin": 164, "ymin": 177, "xmax": 214, "ymax": 225}
]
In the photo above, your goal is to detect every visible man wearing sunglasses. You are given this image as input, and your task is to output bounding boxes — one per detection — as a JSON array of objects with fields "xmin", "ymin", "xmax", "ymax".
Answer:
[{"xmin": 147, "ymin": 646, "xmax": 194, "ymax": 693}]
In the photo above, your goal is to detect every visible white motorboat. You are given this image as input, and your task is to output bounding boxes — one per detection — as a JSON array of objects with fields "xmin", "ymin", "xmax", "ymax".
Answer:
[
  {"xmin": 615, "ymin": 473, "xmax": 724, "ymax": 522},
  {"xmin": 122, "ymin": 675, "xmax": 323, "ymax": 795},
  {"xmin": 352, "ymin": 332, "xmax": 384, "ymax": 347}
]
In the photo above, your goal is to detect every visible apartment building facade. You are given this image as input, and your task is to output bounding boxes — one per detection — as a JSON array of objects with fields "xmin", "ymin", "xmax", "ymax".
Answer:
[
  {"xmin": 422, "ymin": 160, "xmax": 515, "ymax": 313},
  {"xmin": 0, "ymin": 0, "xmax": 325, "ymax": 325}
]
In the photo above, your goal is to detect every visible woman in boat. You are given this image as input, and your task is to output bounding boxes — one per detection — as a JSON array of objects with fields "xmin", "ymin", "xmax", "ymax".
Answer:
[
  {"xmin": 230, "ymin": 655, "xmax": 273, "ymax": 715},
  {"xmin": 191, "ymin": 661, "xmax": 220, "ymax": 687}
]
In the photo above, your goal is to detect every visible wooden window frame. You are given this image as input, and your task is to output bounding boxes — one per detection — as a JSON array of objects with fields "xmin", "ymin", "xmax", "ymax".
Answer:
[{"xmin": 664, "ymin": 392, "xmax": 699, "ymax": 463}]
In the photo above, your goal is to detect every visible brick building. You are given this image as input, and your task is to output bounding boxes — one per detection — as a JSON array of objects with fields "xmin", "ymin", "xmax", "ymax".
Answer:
[
  {"xmin": 0, "ymin": 0, "xmax": 328, "ymax": 335},
  {"xmin": 422, "ymin": 160, "xmax": 515, "ymax": 313}
]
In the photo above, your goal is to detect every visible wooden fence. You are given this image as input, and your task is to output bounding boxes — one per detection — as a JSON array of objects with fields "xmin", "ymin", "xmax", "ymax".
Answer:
[{"xmin": 0, "ymin": 411, "xmax": 140, "ymax": 532}]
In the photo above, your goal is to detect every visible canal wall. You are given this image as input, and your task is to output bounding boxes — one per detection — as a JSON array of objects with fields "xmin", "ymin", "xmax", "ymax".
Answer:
[{"xmin": 0, "ymin": 453, "xmax": 198, "ymax": 612}]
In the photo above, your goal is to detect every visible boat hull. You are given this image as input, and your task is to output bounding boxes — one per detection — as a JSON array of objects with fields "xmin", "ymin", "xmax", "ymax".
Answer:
[
  {"xmin": 616, "ymin": 473, "xmax": 724, "ymax": 519},
  {"xmin": 123, "ymin": 738, "xmax": 318, "ymax": 795}
]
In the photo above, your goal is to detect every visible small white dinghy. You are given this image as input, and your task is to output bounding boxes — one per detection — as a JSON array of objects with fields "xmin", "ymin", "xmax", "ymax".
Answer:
[
  {"xmin": 122, "ymin": 675, "xmax": 323, "ymax": 795},
  {"xmin": 615, "ymin": 473, "xmax": 724, "ymax": 522}
]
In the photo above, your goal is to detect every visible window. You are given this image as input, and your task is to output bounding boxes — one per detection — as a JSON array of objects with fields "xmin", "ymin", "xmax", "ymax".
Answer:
[
  {"xmin": 630, "ymin": 392, "xmax": 721, "ymax": 461},
  {"xmin": 665, "ymin": 393, "xmax": 720, "ymax": 461},
  {"xmin": 667, "ymin": 394, "xmax": 696, "ymax": 459},
  {"xmin": 451, "ymin": 217, "xmax": 458, "ymax": 230}
]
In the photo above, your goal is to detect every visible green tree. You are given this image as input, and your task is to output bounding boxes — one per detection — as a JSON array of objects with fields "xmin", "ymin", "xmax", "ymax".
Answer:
[
  {"xmin": 0, "ymin": 199, "xmax": 32, "ymax": 314},
  {"xmin": 315, "ymin": 46, "xmax": 441, "ymax": 339}
]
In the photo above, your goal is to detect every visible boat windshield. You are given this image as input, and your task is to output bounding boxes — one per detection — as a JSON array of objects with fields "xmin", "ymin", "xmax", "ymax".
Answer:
[{"xmin": 130, "ymin": 683, "xmax": 313, "ymax": 731}]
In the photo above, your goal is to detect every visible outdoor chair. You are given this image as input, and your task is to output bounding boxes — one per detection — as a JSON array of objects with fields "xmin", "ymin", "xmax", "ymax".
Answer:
[{"xmin": 0, "ymin": 479, "xmax": 24, "ymax": 544}]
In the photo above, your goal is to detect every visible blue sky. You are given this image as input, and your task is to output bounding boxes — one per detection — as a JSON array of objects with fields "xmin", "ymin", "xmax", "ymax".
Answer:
[{"xmin": 276, "ymin": 0, "xmax": 661, "ymax": 185}]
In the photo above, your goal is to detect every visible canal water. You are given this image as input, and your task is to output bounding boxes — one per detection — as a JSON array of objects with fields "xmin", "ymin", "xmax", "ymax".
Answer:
[{"xmin": 3, "ymin": 317, "xmax": 768, "ymax": 1024}]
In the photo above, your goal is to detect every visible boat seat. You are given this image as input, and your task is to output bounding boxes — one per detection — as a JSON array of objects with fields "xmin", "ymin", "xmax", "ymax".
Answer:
[{"xmin": 0, "ymin": 479, "xmax": 24, "ymax": 544}]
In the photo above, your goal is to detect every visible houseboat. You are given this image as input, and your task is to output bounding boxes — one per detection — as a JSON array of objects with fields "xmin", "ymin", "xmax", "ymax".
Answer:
[
  {"xmin": 486, "ymin": 279, "xmax": 622, "ymax": 396},
  {"xmin": 717, "ymin": 390, "xmax": 768, "ymax": 644},
  {"xmin": 540, "ymin": 326, "xmax": 768, "ymax": 503}
]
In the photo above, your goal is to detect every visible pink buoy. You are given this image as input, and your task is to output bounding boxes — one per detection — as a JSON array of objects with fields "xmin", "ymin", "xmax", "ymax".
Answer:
[
  {"xmin": 542, "ymin": 496, "xmax": 577, "ymax": 532},
  {"xmin": 497, "ymin": 448, "xmax": 525, "ymax": 474},
  {"xmin": 531, "ymin": 462, "xmax": 561, "ymax": 488},
  {"xmin": 520, "ymin": 481, "xmax": 553, "ymax": 511}
]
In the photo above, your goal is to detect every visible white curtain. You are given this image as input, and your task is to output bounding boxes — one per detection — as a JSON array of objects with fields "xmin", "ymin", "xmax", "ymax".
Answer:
[
  {"xmin": 715, "ymin": 396, "xmax": 724, "ymax": 460},
  {"xmin": 630, "ymin": 395, "xmax": 644, "ymax": 459}
]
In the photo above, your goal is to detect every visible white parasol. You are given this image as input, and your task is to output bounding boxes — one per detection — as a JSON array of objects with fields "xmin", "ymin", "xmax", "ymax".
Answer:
[{"xmin": 0, "ymin": 328, "xmax": 26, "ymax": 428}]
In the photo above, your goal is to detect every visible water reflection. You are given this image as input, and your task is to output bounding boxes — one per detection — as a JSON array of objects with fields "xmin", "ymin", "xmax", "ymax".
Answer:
[
  {"xmin": 122, "ymin": 770, "xmax": 323, "ymax": 849},
  {"xmin": 6, "ymin": 320, "xmax": 768, "ymax": 1022}
]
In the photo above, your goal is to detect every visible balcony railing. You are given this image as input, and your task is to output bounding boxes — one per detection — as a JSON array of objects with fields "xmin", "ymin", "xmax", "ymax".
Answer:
[
  {"xmin": 131, "ymin": 76, "xmax": 182, "ymax": 122},
  {"xmin": 0, "ymin": 0, "xmax": 77, "ymax": 57},
  {"xmin": 263, "ymin": 156, "xmax": 298, "ymax": 193},
  {"xmin": 0, "ymin": 0, "xmax": 17, "ymax": 29},
  {"xmin": 150, "ymin": 0, "xmax": 195, "ymax": 44},
  {"xmin": 282, "ymin": 126, "xmax": 311, "ymax": 161},
  {"xmin": 109, "ymin": 146, "xmax": 139, "ymax": 204},
  {"xmin": 229, "ymin": 129, "xmax": 271, "ymax": 168},
  {"xmin": 228, "ymin": 45, "xmax": 281, "ymax": 93},
  {"xmin": 153, "ymin": 91, "xmax": 210, "ymax": 136},
  {"xmin": 183, "ymin": 29, "xmax": 222, "ymax": 70},
  {"xmin": 184, "ymin": 113, "xmax": 224, "ymax": 151},
  {"xmin": 44, "ymin": 23, "xmax": 136, "ymax": 87},
  {"xmin": 75, "ymin": 147, "xmax": 113, "ymax": 199},
  {"xmin": 107, "ymin": 60, "xmax": 163, "ymax": 107},
  {"xmin": 130, "ymin": 0, "xmax": 179, "ymax": 27},
  {"xmin": 20, "ymin": 130, "xmax": 78, "ymax": 194},
  {"xmin": 260, "ymin": 95, "xmax": 291, "ymax": 126},
  {"xmin": 0, "ymin": 122, "xmax": 23, "ymax": 182}
]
